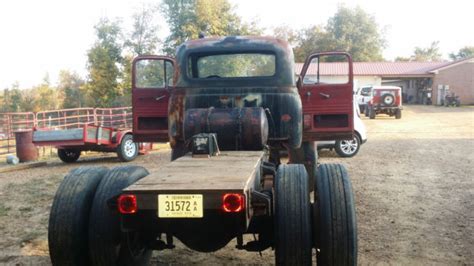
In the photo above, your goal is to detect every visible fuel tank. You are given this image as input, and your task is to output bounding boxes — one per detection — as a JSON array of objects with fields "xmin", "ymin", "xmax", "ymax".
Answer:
[
  {"xmin": 168, "ymin": 87, "xmax": 302, "ymax": 149},
  {"xmin": 184, "ymin": 107, "xmax": 268, "ymax": 150}
]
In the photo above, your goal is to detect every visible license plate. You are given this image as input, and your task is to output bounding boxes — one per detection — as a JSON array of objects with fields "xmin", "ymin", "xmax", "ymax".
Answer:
[{"xmin": 158, "ymin": 194, "xmax": 203, "ymax": 218}]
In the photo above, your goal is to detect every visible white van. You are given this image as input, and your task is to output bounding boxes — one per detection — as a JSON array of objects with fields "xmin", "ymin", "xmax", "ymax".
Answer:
[{"xmin": 317, "ymin": 102, "xmax": 367, "ymax": 157}]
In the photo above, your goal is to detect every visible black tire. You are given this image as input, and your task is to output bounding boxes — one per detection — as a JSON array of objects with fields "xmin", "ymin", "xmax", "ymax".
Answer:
[
  {"xmin": 58, "ymin": 148, "xmax": 81, "ymax": 163},
  {"xmin": 314, "ymin": 164, "xmax": 357, "ymax": 266},
  {"xmin": 171, "ymin": 141, "xmax": 187, "ymax": 161},
  {"xmin": 274, "ymin": 164, "xmax": 312, "ymax": 265},
  {"xmin": 369, "ymin": 107, "xmax": 376, "ymax": 119},
  {"xmin": 364, "ymin": 105, "xmax": 369, "ymax": 117},
  {"xmin": 381, "ymin": 94, "xmax": 395, "ymax": 106},
  {"xmin": 335, "ymin": 134, "xmax": 361, "ymax": 158},
  {"xmin": 89, "ymin": 165, "xmax": 151, "ymax": 266},
  {"xmin": 395, "ymin": 109, "xmax": 402, "ymax": 119},
  {"xmin": 288, "ymin": 141, "xmax": 317, "ymax": 191},
  {"xmin": 117, "ymin": 134, "xmax": 138, "ymax": 162},
  {"xmin": 48, "ymin": 167, "xmax": 108, "ymax": 265}
]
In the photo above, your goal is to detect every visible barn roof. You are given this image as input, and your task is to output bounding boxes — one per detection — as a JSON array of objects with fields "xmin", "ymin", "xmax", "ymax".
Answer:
[{"xmin": 294, "ymin": 59, "xmax": 472, "ymax": 77}]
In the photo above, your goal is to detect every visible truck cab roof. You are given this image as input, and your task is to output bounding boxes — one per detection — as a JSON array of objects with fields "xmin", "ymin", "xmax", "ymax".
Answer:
[{"xmin": 175, "ymin": 36, "xmax": 296, "ymax": 87}]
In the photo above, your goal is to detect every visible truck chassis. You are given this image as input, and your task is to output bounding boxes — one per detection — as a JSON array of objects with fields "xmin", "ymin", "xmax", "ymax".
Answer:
[
  {"xmin": 49, "ymin": 150, "xmax": 356, "ymax": 265},
  {"xmin": 48, "ymin": 36, "xmax": 358, "ymax": 265}
]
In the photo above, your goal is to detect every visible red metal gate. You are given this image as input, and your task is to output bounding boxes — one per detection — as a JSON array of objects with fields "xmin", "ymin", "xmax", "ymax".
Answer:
[{"xmin": 0, "ymin": 112, "xmax": 36, "ymax": 156}]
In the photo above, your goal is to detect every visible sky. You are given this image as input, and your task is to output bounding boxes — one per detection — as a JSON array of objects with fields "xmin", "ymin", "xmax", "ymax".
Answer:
[{"xmin": 0, "ymin": 0, "xmax": 472, "ymax": 89}]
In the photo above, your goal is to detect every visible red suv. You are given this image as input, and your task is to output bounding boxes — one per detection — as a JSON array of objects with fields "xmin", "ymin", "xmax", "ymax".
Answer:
[{"xmin": 365, "ymin": 86, "xmax": 402, "ymax": 119}]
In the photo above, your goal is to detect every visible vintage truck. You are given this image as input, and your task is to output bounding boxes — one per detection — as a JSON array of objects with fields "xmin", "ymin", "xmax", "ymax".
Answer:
[{"xmin": 48, "ymin": 36, "xmax": 357, "ymax": 265}]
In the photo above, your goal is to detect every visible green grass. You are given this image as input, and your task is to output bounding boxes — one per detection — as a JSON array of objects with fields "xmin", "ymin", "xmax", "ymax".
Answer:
[
  {"xmin": 19, "ymin": 230, "xmax": 43, "ymax": 244},
  {"xmin": 19, "ymin": 206, "xmax": 34, "ymax": 213},
  {"xmin": 0, "ymin": 203, "xmax": 11, "ymax": 216}
]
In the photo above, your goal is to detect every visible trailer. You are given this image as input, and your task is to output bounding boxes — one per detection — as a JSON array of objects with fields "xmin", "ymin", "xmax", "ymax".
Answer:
[
  {"xmin": 33, "ymin": 107, "xmax": 144, "ymax": 162},
  {"xmin": 48, "ymin": 36, "xmax": 357, "ymax": 265}
]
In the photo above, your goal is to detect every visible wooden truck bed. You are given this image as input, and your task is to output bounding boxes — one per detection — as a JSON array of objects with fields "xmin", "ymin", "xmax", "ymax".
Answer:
[{"xmin": 125, "ymin": 151, "xmax": 264, "ymax": 193}]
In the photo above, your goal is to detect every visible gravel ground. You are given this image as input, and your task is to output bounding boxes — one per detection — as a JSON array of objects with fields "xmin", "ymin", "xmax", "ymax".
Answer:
[{"xmin": 0, "ymin": 105, "xmax": 472, "ymax": 265}]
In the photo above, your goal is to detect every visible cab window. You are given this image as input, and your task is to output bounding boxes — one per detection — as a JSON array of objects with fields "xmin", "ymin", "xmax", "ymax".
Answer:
[{"xmin": 188, "ymin": 53, "xmax": 276, "ymax": 78}]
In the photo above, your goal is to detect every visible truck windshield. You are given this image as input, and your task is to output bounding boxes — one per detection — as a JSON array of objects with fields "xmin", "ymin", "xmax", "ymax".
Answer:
[{"xmin": 189, "ymin": 53, "xmax": 276, "ymax": 78}]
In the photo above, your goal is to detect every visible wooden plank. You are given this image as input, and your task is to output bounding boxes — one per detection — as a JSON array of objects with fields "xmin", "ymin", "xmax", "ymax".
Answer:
[
  {"xmin": 33, "ymin": 129, "xmax": 84, "ymax": 142},
  {"xmin": 125, "ymin": 151, "xmax": 264, "ymax": 192},
  {"xmin": 0, "ymin": 161, "xmax": 47, "ymax": 173}
]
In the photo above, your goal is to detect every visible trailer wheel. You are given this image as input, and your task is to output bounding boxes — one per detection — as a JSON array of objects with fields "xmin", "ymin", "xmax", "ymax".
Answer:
[
  {"xmin": 57, "ymin": 148, "xmax": 81, "ymax": 163},
  {"xmin": 117, "ymin": 134, "xmax": 138, "ymax": 162},
  {"xmin": 395, "ymin": 109, "xmax": 402, "ymax": 119},
  {"xmin": 313, "ymin": 164, "xmax": 357, "ymax": 266},
  {"xmin": 48, "ymin": 167, "xmax": 108, "ymax": 265},
  {"xmin": 274, "ymin": 164, "xmax": 312, "ymax": 265},
  {"xmin": 89, "ymin": 165, "xmax": 151, "ymax": 266}
]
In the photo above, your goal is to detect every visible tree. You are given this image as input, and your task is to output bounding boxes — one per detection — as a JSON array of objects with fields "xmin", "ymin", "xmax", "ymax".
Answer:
[
  {"xmin": 160, "ymin": 0, "xmax": 262, "ymax": 55},
  {"xmin": 120, "ymin": 5, "xmax": 162, "ymax": 106},
  {"xmin": 412, "ymin": 41, "xmax": 442, "ymax": 62},
  {"xmin": 394, "ymin": 56, "xmax": 411, "ymax": 62},
  {"xmin": 86, "ymin": 18, "xmax": 123, "ymax": 107},
  {"xmin": 20, "ymin": 89, "xmax": 36, "ymax": 112},
  {"xmin": 194, "ymin": 0, "xmax": 255, "ymax": 36},
  {"xmin": 117, "ymin": 54, "xmax": 134, "ymax": 107},
  {"xmin": 0, "ymin": 90, "xmax": 4, "ymax": 112},
  {"xmin": 290, "ymin": 6, "xmax": 385, "ymax": 62},
  {"xmin": 125, "ymin": 4, "xmax": 161, "ymax": 56},
  {"xmin": 326, "ymin": 6, "xmax": 385, "ymax": 61},
  {"xmin": 34, "ymin": 74, "xmax": 58, "ymax": 111},
  {"xmin": 292, "ymin": 25, "xmax": 333, "ymax": 62},
  {"xmin": 8, "ymin": 87, "xmax": 22, "ymax": 112},
  {"xmin": 395, "ymin": 42, "xmax": 443, "ymax": 62},
  {"xmin": 160, "ymin": 0, "xmax": 196, "ymax": 55},
  {"xmin": 58, "ymin": 70, "xmax": 86, "ymax": 108},
  {"xmin": 449, "ymin": 46, "xmax": 474, "ymax": 60},
  {"xmin": 273, "ymin": 25, "xmax": 299, "ymax": 47}
]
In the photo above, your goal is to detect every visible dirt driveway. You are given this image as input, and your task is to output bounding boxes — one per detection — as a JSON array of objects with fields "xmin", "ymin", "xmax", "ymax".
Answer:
[{"xmin": 0, "ymin": 105, "xmax": 472, "ymax": 265}]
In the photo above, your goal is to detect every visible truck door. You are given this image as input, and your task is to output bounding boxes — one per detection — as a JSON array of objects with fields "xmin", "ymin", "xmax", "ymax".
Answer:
[
  {"xmin": 132, "ymin": 55, "xmax": 175, "ymax": 142},
  {"xmin": 298, "ymin": 52, "xmax": 354, "ymax": 140}
]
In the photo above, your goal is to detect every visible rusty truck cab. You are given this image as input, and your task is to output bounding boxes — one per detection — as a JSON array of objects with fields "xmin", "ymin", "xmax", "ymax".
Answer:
[{"xmin": 132, "ymin": 36, "xmax": 354, "ymax": 158}]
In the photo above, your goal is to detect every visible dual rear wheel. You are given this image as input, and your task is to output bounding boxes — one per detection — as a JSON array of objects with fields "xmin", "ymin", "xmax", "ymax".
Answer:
[
  {"xmin": 48, "ymin": 166, "xmax": 151, "ymax": 265},
  {"xmin": 274, "ymin": 163, "xmax": 357, "ymax": 265}
]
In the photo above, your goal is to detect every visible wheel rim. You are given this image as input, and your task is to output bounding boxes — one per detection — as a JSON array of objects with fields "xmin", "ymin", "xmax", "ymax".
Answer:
[
  {"xmin": 339, "ymin": 138, "xmax": 358, "ymax": 155},
  {"xmin": 384, "ymin": 96, "xmax": 394, "ymax": 105},
  {"xmin": 123, "ymin": 139, "xmax": 137, "ymax": 158},
  {"xmin": 65, "ymin": 150, "xmax": 77, "ymax": 158}
]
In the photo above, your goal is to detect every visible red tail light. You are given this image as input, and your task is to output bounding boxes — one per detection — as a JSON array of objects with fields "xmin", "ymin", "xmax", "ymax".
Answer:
[
  {"xmin": 118, "ymin": 194, "xmax": 137, "ymax": 214},
  {"xmin": 222, "ymin": 193, "xmax": 244, "ymax": 213}
]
